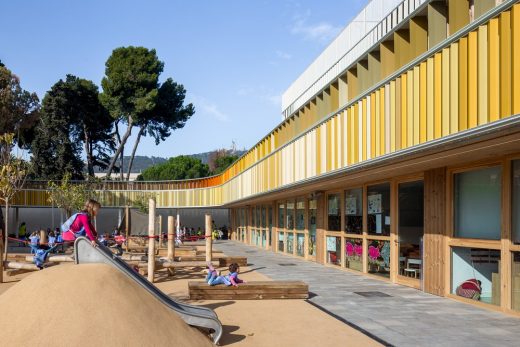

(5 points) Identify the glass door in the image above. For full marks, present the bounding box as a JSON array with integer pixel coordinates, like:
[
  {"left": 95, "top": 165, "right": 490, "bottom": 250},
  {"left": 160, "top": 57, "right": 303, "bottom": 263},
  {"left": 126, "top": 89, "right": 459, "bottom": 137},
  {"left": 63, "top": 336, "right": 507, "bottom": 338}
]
[{"left": 397, "top": 180, "right": 424, "bottom": 288}]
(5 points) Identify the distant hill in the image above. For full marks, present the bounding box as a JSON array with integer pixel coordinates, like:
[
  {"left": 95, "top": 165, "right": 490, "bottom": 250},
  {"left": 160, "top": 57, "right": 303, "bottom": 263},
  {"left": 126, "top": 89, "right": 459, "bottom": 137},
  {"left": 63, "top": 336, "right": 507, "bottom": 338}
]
[{"left": 94, "top": 150, "right": 247, "bottom": 174}]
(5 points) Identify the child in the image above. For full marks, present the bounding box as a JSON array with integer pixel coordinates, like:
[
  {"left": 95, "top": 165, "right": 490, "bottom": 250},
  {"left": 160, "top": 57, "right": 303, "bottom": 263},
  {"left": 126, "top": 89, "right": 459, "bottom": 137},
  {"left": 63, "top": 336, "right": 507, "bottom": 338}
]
[
  {"left": 62, "top": 199, "right": 101, "bottom": 247},
  {"left": 48, "top": 231, "right": 56, "bottom": 251},
  {"left": 114, "top": 233, "right": 126, "bottom": 256},
  {"left": 28, "top": 231, "right": 40, "bottom": 254},
  {"left": 98, "top": 233, "right": 109, "bottom": 247},
  {"left": 33, "top": 244, "right": 55, "bottom": 270},
  {"left": 205, "top": 262, "right": 246, "bottom": 287}
]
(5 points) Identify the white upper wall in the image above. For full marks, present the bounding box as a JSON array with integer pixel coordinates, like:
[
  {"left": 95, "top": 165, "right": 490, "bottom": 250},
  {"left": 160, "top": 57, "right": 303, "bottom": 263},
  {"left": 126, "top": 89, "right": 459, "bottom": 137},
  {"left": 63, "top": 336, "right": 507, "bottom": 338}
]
[{"left": 281, "top": 0, "right": 428, "bottom": 119}]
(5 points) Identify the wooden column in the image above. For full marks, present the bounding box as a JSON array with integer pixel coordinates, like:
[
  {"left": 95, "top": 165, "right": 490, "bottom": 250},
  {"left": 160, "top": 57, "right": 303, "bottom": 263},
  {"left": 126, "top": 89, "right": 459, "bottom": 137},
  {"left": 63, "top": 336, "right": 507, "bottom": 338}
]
[
  {"left": 315, "top": 193, "right": 326, "bottom": 265},
  {"left": 147, "top": 199, "right": 156, "bottom": 283},
  {"left": 167, "top": 216, "right": 175, "bottom": 261},
  {"left": 423, "top": 168, "right": 447, "bottom": 296},
  {"left": 125, "top": 205, "right": 130, "bottom": 252},
  {"left": 205, "top": 214, "right": 212, "bottom": 262},
  {"left": 158, "top": 215, "right": 163, "bottom": 248}
]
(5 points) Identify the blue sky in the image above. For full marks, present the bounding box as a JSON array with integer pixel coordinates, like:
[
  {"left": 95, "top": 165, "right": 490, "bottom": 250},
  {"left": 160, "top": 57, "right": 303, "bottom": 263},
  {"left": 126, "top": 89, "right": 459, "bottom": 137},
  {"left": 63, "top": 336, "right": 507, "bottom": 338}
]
[{"left": 1, "top": 0, "right": 367, "bottom": 158}]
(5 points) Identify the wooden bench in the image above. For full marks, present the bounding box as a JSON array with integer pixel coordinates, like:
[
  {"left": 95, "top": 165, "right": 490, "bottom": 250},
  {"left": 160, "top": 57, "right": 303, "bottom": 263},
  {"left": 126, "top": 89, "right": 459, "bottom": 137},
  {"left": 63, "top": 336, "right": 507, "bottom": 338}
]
[
  {"left": 188, "top": 281, "right": 308, "bottom": 300},
  {"left": 218, "top": 256, "right": 247, "bottom": 267}
]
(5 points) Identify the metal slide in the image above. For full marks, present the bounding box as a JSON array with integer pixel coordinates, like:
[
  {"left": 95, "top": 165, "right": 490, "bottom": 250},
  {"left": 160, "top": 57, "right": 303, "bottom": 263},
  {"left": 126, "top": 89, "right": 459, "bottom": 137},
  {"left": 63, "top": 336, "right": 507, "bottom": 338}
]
[{"left": 73, "top": 237, "right": 223, "bottom": 344}]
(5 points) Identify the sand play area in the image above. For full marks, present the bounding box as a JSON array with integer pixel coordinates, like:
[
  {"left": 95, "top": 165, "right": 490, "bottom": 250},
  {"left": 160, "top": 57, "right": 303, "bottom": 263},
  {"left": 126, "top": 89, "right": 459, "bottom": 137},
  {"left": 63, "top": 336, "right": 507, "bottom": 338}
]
[{"left": 0, "top": 250, "right": 381, "bottom": 347}]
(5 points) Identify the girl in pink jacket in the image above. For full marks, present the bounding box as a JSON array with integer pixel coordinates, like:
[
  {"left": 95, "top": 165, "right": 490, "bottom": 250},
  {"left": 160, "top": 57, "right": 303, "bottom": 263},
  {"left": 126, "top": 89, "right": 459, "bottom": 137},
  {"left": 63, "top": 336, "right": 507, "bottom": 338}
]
[{"left": 62, "top": 199, "right": 101, "bottom": 247}]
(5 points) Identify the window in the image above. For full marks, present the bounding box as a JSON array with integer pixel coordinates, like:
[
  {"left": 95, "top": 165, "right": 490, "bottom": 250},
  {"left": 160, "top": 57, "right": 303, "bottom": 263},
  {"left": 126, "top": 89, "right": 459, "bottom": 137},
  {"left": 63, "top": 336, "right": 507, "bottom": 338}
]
[
  {"left": 309, "top": 199, "right": 317, "bottom": 256},
  {"left": 287, "top": 233, "right": 294, "bottom": 254},
  {"left": 452, "top": 247, "right": 500, "bottom": 306},
  {"left": 296, "top": 233, "right": 305, "bottom": 256},
  {"left": 278, "top": 231, "right": 284, "bottom": 252},
  {"left": 368, "top": 239, "right": 390, "bottom": 278},
  {"left": 268, "top": 206, "right": 273, "bottom": 246},
  {"left": 345, "top": 238, "right": 363, "bottom": 271},
  {"left": 454, "top": 166, "right": 501, "bottom": 240},
  {"left": 367, "top": 183, "right": 391, "bottom": 236},
  {"left": 512, "top": 161, "right": 520, "bottom": 244},
  {"left": 512, "top": 252, "right": 520, "bottom": 311},
  {"left": 286, "top": 201, "right": 295, "bottom": 230},
  {"left": 345, "top": 188, "right": 362, "bottom": 234},
  {"left": 328, "top": 194, "right": 341, "bottom": 231},
  {"left": 278, "top": 203, "right": 285, "bottom": 229},
  {"left": 296, "top": 199, "right": 305, "bottom": 230},
  {"left": 326, "top": 236, "right": 341, "bottom": 266}
]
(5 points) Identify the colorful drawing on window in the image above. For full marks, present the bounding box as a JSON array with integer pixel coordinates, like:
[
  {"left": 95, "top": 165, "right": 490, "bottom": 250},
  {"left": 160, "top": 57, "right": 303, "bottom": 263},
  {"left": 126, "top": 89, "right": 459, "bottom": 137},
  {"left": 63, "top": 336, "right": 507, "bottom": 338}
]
[
  {"left": 346, "top": 196, "right": 357, "bottom": 215},
  {"left": 327, "top": 236, "right": 337, "bottom": 251}
]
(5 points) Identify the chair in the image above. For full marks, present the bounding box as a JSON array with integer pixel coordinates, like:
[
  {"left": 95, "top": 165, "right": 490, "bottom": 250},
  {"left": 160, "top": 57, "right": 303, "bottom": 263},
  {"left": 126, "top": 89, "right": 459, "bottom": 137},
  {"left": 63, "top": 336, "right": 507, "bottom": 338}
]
[{"left": 403, "top": 258, "right": 422, "bottom": 278}]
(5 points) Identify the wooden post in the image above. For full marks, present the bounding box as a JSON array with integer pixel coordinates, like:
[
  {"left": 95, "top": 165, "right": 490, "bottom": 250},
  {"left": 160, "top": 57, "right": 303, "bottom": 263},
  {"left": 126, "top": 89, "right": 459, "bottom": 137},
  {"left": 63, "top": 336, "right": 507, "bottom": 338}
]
[
  {"left": 40, "top": 229, "right": 48, "bottom": 245},
  {"left": 158, "top": 214, "right": 163, "bottom": 248},
  {"left": 167, "top": 216, "right": 175, "bottom": 276},
  {"left": 167, "top": 216, "right": 175, "bottom": 260},
  {"left": 125, "top": 205, "right": 130, "bottom": 252},
  {"left": 147, "top": 199, "right": 156, "bottom": 283},
  {"left": 205, "top": 214, "right": 212, "bottom": 262}
]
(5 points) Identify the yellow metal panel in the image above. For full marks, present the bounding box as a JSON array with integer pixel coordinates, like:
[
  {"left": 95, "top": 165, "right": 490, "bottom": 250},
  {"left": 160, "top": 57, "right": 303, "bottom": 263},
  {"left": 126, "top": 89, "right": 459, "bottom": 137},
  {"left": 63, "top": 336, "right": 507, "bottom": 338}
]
[
  {"left": 434, "top": 52, "right": 442, "bottom": 139},
  {"left": 326, "top": 120, "right": 332, "bottom": 172},
  {"left": 426, "top": 57, "right": 434, "bottom": 141},
  {"left": 450, "top": 42, "right": 459, "bottom": 134},
  {"left": 395, "top": 77, "right": 402, "bottom": 151},
  {"left": 511, "top": 4, "right": 520, "bottom": 114},
  {"left": 488, "top": 18, "right": 500, "bottom": 122},
  {"left": 375, "top": 89, "right": 381, "bottom": 157},
  {"left": 362, "top": 98, "right": 367, "bottom": 161},
  {"left": 407, "top": 70, "right": 414, "bottom": 146},
  {"left": 380, "top": 87, "right": 385, "bottom": 155},
  {"left": 419, "top": 62, "right": 427, "bottom": 143},
  {"left": 349, "top": 107, "right": 354, "bottom": 165},
  {"left": 478, "top": 25, "right": 489, "bottom": 125},
  {"left": 441, "top": 48, "right": 450, "bottom": 137},
  {"left": 390, "top": 80, "right": 396, "bottom": 152},
  {"left": 316, "top": 125, "right": 321, "bottom": 174},
  {"left": 413, "top": 66, "right": 420, "bottom": 145},
  {"left": 354, "top": 102, "right": 359, "bottom": 163},
  {"left": 458, "top": 37, "right": 468, "bottom": 131},
  {"left": 401, "top": 74, "right": 408, "bottom": 148},
  {"left": 500, "top": 11, "right": 512, "bottom": 119},
  {"left": 468, "top": 31, "right": 478, "bottom": 128},
  {"left": 370, "top": 92, "right": 376, "bottom": 159}
]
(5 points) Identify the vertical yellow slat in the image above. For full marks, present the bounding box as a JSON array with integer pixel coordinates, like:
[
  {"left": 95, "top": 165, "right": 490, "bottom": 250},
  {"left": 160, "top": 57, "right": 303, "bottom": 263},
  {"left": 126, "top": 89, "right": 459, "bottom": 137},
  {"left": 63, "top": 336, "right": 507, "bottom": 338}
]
[
  {"left": 354, "top": 102, "right": 359, "bottom": 163},
  {"left": 513, "top": 5, "right": 520, "bottom": 114},
  {"left": 407, "top": 70, "right": 414, "bottom": 146},
  {"left": 434, "top": 52, "right": 442, "bottom": 138},
  {"left": 413, "top": 65, "right": 420, "bottom": 145},
  {"left": 419, "top": 61, "right": 427, "bottom": 143},
  {"left": 500, "top": 11, "right": 512, "bottom": 119},
  {"left": 316, "top": 126, "right": 321, "bottom": 174},
  {"left": 458, "top": 37, "right": 468, "bottom": 131},
  {"left": 426, "top": 57, "right": 434, "bottom": 141},
  {"left": 370, "top": 92, "right": 376, "bottom": 158},
  {"left": 401, "top": 73, "right": 408, "bottom": 148},
  {"left": 488, "top": 17, "right": 500, "bottom": 122},
  {"left": 395, "top": 77, "right": 401, "bottom": 151},
  {"left": 347, "top": 108, "right": 352, "bottom": 165},
  {"left": 441, "top": 48, "right": 450, "bottom": 137},
  {"left": 326, "top": 120, "right": 331, "bottom": 172},
  {"left": 390, "top": 80, "right": 396, "bottom": 152},
  {"left": 450, "top": 42, "right": 459, "bottom": 134},
  {"left": 478, "top": 24, "right": 489, "bottom": 125},
  {"left": 380, "top": 87, "right": 386, "bottom": 155},
  {"left": 362, "top": 98, "right": 367, "bottom": 161},
  {"left": 468, "top": 31, "right": 478, "bottom": 128},
  {"left": 375, "top": 89, "right": 381, "bottom": 157}
]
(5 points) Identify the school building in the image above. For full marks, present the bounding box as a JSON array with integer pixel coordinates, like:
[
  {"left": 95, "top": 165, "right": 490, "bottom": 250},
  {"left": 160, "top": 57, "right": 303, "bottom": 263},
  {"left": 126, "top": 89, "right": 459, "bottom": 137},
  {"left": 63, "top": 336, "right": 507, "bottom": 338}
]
[{"left": 15, "top": 0, "right": 520, "bottom": 314}]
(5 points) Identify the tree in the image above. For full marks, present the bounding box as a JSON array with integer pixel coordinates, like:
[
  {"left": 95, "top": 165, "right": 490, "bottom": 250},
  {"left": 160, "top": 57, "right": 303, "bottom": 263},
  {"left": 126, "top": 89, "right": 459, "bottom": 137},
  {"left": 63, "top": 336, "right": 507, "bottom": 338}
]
[
  {"left": 212, "top": 153, "right": 239, "bottom": 175},
  {"left": 47, "top": 173, "right": 97, "bottom": 218},
  {"left": 0, "top": 64, "right": 40, "bottom": 147},
  {"left": 31, "top": 75, "right": 114, "bottom": 179},
  {"left": 100, "top": 46, "right": 194, "bottom": 180},
  {"left": 0, "top": 134, "right": 28, "bottom": 277},
  {"left": 126, "top": 78, "right": 194, "bottom": 180},
  {"left": 136, "top": 155, "right": 210, "bottom": 181}
]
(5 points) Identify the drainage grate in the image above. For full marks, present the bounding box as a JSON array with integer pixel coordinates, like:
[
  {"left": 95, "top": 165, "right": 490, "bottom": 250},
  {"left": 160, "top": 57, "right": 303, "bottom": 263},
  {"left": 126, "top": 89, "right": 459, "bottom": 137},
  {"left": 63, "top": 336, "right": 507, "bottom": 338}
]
[
  {"left": 354, "top": 291, "right": 392, "bottom": 298},
  {"left": 278, "top": 263, "right": 297, "bottom": 266}
]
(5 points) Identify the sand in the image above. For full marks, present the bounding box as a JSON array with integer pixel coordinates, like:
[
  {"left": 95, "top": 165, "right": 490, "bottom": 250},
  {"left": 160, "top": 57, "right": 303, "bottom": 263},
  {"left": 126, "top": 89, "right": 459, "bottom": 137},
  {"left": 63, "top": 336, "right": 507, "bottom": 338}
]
[
  {"left": 0, "top": 264, "right": 213, "bottom": 347},
  {"left": 156, "top": 266, "right": 383, "bottom": 347}
]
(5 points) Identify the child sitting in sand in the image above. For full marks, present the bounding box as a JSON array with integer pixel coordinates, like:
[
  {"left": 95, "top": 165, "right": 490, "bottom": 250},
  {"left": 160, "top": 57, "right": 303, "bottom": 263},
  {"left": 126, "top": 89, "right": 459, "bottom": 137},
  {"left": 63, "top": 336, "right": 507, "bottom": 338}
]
[
  {"left": 206, "top": 262, "right": 246, "bottom": 287},
  {"left": 98, "top": 233, "right": 109, "bottom": 247}
]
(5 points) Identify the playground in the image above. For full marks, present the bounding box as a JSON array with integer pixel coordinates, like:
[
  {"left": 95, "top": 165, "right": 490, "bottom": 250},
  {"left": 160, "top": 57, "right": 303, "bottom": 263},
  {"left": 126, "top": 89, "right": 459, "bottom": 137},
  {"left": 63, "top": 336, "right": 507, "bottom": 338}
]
[{"left": 0, "top": 199, "right": 380, "bottom": 347}]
